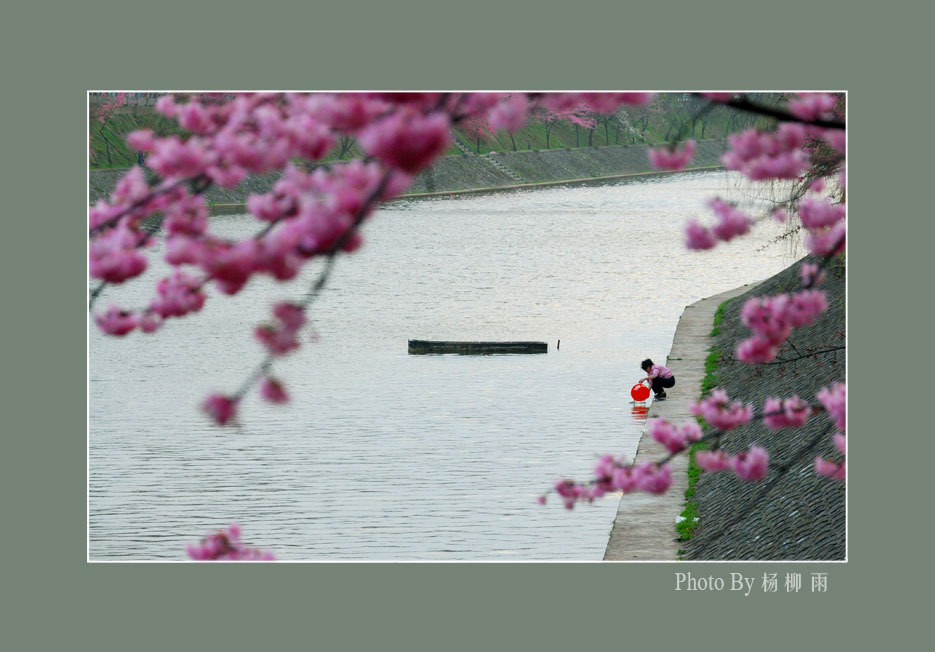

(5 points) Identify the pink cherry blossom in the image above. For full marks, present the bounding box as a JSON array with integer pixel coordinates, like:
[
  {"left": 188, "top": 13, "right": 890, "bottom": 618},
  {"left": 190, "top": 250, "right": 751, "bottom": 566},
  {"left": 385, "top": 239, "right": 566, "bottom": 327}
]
[
  {"left": 150, "top": 271, "right": 206, "bottom": 318},
  {"left": 735, "top": 335, "right": 779, "bottom": 364},
  {"left": 804, "top": 221, "right": 846, "bottom": 256},
  {"left": 187, "top": 523, "right": 276, "bottom": 561},
  {"left": 833, "top": 432, "right": 846, "bottom": 455},
  {"left": 357, "top": 108, "right": 451, "bottom": 174},
  {"left": 695, "top": 449, "right": 732, "bottom": 472},
  {"left": 202, "top": 394, "right": 238, "bottom": 426},
  {"left": 634, "top": 462, "right": 673, "bottom": 495},
  {"left": 685, "top": 219, "right": 717, "bottom": 250},
  {"left": 730, "top": 446, "right": 769, "bottom": 481},
  {"left": 260, "top": 377, "right": 289, "bottom": 403},
  {"left": 788, "top": 93, "right": 838, "bottom": 122},
  {"left": 89, "top": 226, "right": 149, "bottom": 284},
  {"left": 798, "top": 197, "right": 846, "bottom": 230},
  {"left": 799, "top": 263, "right": 826, "bottom": 286},
  {"left": 95, "top": 305, "right": 139, "bottom": 336},
  {"left": 817, "top": 383, "right": 846, "bottom": 430},
  {"left": 648, "top": 140, "right": 697, "bottom": 171},
  {"left": 721, "top": 124, "right": 811, "bottom": 181},
  {"left": 762, "top": 396, "right": 812, "bottom": 429},
  {"left": 487, "top": 94, "right": 529, "bottom": 132},
  {"left": 708, "top": 198, "right": 751, "bottom": 242},
  {"left": 139, "top": 312, "right": 163, "bottom": 333},
  {"left": 255, "top": 324, "right": 300, "bottom": 356},
  {"left": 691, "top": 389, "right": 754, "bottom": 431},
  {"left": 814, "top": 456, "right": 846, "bottom": 480}
]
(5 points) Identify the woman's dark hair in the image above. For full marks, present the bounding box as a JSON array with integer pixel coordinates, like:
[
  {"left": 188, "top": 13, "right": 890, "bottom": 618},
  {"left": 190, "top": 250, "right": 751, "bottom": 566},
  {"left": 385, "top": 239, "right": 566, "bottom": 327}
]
[{"left": 641, "top": 358, "right": 654, "bottom": 371}]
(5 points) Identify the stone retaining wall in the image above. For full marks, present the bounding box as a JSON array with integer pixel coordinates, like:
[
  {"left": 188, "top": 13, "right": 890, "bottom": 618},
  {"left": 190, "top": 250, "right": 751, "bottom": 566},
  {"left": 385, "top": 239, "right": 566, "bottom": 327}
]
[{"left": 89, "top": 141, "right": 728, "bottom": 205}]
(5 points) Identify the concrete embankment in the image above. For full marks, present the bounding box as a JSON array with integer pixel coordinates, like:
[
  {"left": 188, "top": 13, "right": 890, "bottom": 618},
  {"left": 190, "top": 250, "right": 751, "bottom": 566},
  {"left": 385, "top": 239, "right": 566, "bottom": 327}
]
[
  {"left": 89, "top": 141, "right": 728, "bottom": 209},
  {"left": 603, "top": 282, "right": 761, "bottom": 561},
  {"left": 603, "top": 255, "right": 846, "bottom": 561}
]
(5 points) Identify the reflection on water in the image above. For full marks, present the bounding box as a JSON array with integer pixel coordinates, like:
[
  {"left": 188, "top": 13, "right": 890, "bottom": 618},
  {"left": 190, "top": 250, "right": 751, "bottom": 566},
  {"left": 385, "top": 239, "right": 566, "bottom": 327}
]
[
  {"left": 630, "top": 404, "right": 650, "bottom": 422},
  {"left": 89, "top": 170, "right": 797, "bottom": 560}
]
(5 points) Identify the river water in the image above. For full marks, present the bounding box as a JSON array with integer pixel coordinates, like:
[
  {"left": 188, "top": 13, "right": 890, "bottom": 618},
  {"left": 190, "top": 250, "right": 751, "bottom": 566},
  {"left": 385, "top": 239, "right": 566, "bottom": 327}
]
[{"left": 89, "top": 170, "right": 798, "bottom": 561}]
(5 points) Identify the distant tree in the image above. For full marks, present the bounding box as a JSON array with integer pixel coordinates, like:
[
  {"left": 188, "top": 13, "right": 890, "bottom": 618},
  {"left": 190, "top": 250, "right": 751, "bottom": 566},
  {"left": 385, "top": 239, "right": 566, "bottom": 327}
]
[{"left": 534, "top": 105, "right": 595, "bottom": 149}]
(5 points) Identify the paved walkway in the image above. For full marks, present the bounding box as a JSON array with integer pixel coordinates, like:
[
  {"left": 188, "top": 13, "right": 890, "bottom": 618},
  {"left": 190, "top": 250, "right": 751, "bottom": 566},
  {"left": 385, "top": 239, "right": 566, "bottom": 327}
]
[{"left": 603, "top": 282, "right": 760, "bottom": 561}]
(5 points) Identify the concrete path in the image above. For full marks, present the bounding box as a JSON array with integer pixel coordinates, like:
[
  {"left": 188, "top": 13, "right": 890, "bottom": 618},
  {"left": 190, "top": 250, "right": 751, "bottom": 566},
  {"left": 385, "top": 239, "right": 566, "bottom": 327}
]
[{"left": 603, "top": 282, "right": 760, "bottom": 561}]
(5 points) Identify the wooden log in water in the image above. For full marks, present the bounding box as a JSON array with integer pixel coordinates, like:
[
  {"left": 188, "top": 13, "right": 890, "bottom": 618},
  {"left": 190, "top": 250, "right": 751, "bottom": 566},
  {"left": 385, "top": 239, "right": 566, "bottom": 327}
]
[{"left": 408, "top": 340, "right": 548, "bottom": 355}]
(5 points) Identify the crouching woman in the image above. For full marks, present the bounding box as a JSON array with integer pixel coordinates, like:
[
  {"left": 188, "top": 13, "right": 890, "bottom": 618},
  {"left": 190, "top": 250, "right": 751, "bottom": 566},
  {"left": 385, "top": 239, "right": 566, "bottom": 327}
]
[{"left": 638, "top": 358, "right": 675, "bottom": 400}]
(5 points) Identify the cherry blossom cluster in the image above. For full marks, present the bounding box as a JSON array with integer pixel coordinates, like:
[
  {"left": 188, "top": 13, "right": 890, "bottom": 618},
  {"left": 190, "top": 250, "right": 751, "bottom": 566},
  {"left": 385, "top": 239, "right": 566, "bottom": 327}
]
[
  {"left": 735, "top": 288, "right": 829, "bottom": 363},
  {"left": 648, "top": 140, "right": 697, "bottom": 171},
  {"left": 690, "top": 388, "right": 754, "bottom": 430},
  {"left": 649, "top": 418, "right": 703, "bottom": 453},
  {"left": 544, "top": 456, "right": 674, "bottom": 509},
  {"left": 695, "top": 445, "right": 770, "bottom": 481},
  {"left": 684, "top": 198, "right": 752, "bottom": 250},
  {"left": 762, "top": 396, "right": 812, "bottom": 429},
  {"left": 186, "top": 523, "right": 276, "bottom": 561},
  {"left": 92, "top": 93, "right": 667, "bottom": 426},
  {"left": 722, "top": 122, "right": 813, "bottom": 181}
]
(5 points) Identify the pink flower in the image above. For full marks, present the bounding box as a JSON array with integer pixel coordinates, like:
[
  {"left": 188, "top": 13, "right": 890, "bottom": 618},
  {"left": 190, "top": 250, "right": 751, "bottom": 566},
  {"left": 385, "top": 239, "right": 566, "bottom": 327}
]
[
  {"left": 800, "top": 263, "right": 826, "bottom": 287},
  {"left": 187, "top": 523, "right": 276, "bottom": 561},
  {"left": 735, "top": 335, "right": 779, "bottom": 363},
  {"left": 95, "top": 305, "right": 138, "bottom": 336},
  {"left": 177, "top": 101, "right": 215, "bottom": 134},
  {"left": 612, "top": 466, "right": 639, "bottom": 493},
  {"left": 260, "top": 377, "right": 289, "bottom": 403},
  {"left": 89, "top": 226, "right": 149, "bottom": 284},
  {"left": 730, "top": 446, "right": 769, "bottom": 481},
  {"left": 164, "top": 234, "right": 208, "bottom": 266},
  {"left": 357, "top": 108, "right": 451, "bottom": 174},
  {"left": 255, "top": 324, "right": 300, "bottom": 356},
  {"left": 833, "top": 432, "right": 846, "bottom": 455},
  {"left": 817, "top": 383, "right": 846, "bottom": 430},
  {"left": 814, "top": 456, "right": 846, "bottom": 480},
  {"left": 202, "top": 240, "right": 258, "bottom": 295},
  {"left": 685, "top": 219, "right": 717, "bottom": 250},
  {"left": 788, "top": 93, "right": 838, "bottom": 122},
  {"left": 722, "top": 126, "right": 811, "bottom": 181},
  {"left": 649, "top": 419, "right": 701, "bottom": 454},
  {"left": 150, "top": 272, "right": 206, "bottom": 318},
  {"left": 822, "top": 129, "right": 846, "bottom": 154},
  {"left": 708, "top": 198, "right": 751, "bottom": 242},
  {"left": 273, "top": 302, "right": 307, "bottom": 331},
  {"left": 487, "top": 94, "right": 529, "bottom": 132},
  {"left": 110, "top": 166, "right": 150, "bottom": 205},
  {"left": 798, "top": 197, "right": 845, "bottom": 230},
  {"left": 649, "top": 418, "right": 688, "bottom": 453},
  {"left": 634, "top": 462, "right": 673, "bottom": 495},
  {"left": 648, "top": 140, "right": 697, "bottom": 171},
  {"left": 139, "top": 312, "right": 163, "bottom": 333},
  {"left": 804, "top": 221, "right": 846, "bottom": 256},
  {"left": 127, "top": 129, "right": 156, "bottom": 152},
  {"left": 202, "top": 394, "right": 238, "bottom": 426},
  {"left": 146, "top": 135, "right": 215, "bottom": 179},
  {"left": 690, "top": 389, "right": 754, "bottom": 431},
  {"left": 164, "top": 194, "right": 209, "bottom": 236},
  {"left": 762, "top": 396, "right": 812, "bottom": 429},
  {"left": 772, "top": 208, "right": 790, "bottom": 223},
  {"left": 695, "top": 450, "right": 732, "bottom": 472}
]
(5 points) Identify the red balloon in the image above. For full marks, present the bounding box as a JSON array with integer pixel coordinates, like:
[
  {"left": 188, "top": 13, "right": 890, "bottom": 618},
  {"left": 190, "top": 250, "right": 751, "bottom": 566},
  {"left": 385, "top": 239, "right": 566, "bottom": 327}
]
[{"left": 631, "top": 384, "right": 650, "bottom": 401}]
